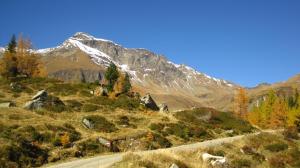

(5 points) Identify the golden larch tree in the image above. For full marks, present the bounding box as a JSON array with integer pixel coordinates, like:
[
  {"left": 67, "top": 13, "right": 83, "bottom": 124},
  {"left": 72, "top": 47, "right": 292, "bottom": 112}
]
[
  {"left": 234, "top": 87, "right": 248, "bottom": 119},
  {"left": 270, "top": 98, "right": 288, "bottom": 128},
  {"left": 16, "top": 35, "right": 47, "bottom": 77}
]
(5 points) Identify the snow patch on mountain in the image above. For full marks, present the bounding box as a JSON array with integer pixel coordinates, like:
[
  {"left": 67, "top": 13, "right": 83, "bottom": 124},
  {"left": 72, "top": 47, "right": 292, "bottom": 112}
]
[
  {"left": 0, "top": 47, "right": 5, "bottom": 52},
  {"left": 66, "top": 38, "right": 113, "bottom": 66}
]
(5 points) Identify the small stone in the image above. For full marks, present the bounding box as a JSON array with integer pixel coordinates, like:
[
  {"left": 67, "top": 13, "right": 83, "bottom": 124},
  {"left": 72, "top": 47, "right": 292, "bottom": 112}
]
[
  {"left": 170, "top": 163, "right": 179, "bottom": 168},
  {"left": 0, "top": 102, "right": 15, "bottom": 108}
]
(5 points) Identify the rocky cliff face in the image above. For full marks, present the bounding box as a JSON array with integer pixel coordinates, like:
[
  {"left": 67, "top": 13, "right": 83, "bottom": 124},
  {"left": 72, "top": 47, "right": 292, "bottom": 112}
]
[{"left": 1, "top": 32, "right": 239, "bottom": 111}]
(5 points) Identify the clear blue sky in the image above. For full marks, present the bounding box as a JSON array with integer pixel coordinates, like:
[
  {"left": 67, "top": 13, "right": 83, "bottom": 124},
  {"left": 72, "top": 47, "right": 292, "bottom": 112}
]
[{"left": 1, "top": 0, "right": 299, "bottom": 87}]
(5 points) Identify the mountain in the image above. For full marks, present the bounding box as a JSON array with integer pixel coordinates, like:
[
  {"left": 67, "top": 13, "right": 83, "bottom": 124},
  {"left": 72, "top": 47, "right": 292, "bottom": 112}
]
[{"left": 0, "top": 32, "right": 238, "bottom": 111}]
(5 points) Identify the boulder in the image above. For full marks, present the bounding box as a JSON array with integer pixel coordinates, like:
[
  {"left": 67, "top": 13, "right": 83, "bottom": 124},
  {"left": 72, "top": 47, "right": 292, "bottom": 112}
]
[
  {"left": 0, "top": 102, "right": 16, "bottom": 108},
  {"left": 202, "top": 153, "right": 227, "bottom": 168},
  {"left": 32, "top": 90, "right": 48, "bottom": 100},
  {"left": 159, "top": 103, "right": 169, "bottom": 113},
  {"left": 82, "top": 118, "right": 94, "bottom": 129},
  {"left": 140, "top": 93, "right": 159, "bottom": 111},
  {"left": 170, "top": 163, "right": 179, "bottom": 168},
  {"left": 24, "top": 90, "right": 65, "bottom": 111}
]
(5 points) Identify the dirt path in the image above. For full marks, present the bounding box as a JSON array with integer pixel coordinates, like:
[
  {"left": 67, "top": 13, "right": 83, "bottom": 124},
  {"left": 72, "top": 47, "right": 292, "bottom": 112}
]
[{"left": 44, "top": 131, "right": 275, "bottom": 168}]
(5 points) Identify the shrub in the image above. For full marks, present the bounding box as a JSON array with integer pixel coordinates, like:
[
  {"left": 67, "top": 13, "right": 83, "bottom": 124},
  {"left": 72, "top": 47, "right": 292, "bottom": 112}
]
[
  {"left": 0, "top": 139, "right": 49, "bottom": 167},
  {"left": 231, "top": 158, "right": 251, "bottom": 168},
  {"left": 43, "top": 95, "right": 66, "bottom": 112},
  {"left": 117, "top": 116, "right": 130, "bottom": 126},
  {"left": 207, "top": 148, "right": 226, "bottom": 157},
  {"left": 65, "top": 100, "right": 82, "bottom": 111},
  {"left": 84, "top": 115, "right": 117, "bottom": 133},
  {"left": 283, "top": 126, "right": 299, "bottom": 140},
  {"left": 165, "top": 123, "right": 190, "bottom": 140},
  {"left": 77, "top": 139, "right": 110, "bottom": 155},
  {"left": 269, "top": 155, "right": 286, "bottom": 168},
  {"left": 82, "top": 104, "right": 99, "bottom": 112},
  {"left": 113, "top": 95, "right": 140, "bottom": 110},
  {"left": 151, "top": 133, "right": 172, "bottom": 149},
  {"left": 264, "top": 143, "right": 288, "bottom": 152},
  {"left": 149, "top": 123, "right": 165, "bottom": 132},
  {"left": 61, "top": 133, "right": 70, "bottom": 147}
]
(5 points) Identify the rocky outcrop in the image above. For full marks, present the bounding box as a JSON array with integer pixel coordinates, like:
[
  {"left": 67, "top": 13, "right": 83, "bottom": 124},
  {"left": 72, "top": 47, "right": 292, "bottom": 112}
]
[
  {"left": 140, "top": 94, "right": 159, "bottom": 111},
  {"left": 24, "top": 90, "right": 65, "bottom": 111}
]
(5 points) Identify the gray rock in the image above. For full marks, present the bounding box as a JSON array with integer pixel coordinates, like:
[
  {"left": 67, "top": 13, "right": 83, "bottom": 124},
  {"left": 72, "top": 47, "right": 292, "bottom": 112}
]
[
  {"left": 82, "top": 118, "right": 94, "bottom": 129},
  {"left": 24, "top": 99, "right": 44, "bottom": 110},
  {"left": 170, "top": 163, "right": 179, "bottom": 168},
  {"left": 98, "top": 137, "right": 111, "bottom": 148},
  {"left": 159, "top": 103, "right": 169, "bottom": 113},
  {"left": 140, "top": 93, "right": 159, "bottom": 111},
  {"left": 32, "top": 90, "right": 48, "bottom": 100},
  {"left": 24, "top": 90, "right": 64, "bottom": 111},
  {"left": 202, "top": 153, "right": 228, "bottom": 168},
  {"left": 0, "top": 102, "right": 16, "bottom": 108}
]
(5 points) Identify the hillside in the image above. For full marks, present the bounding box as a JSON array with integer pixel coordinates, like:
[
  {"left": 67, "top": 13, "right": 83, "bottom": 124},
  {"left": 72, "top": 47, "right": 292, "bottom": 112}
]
[{"left": 0, "top": 77, "right": 253, "bottom": 168}]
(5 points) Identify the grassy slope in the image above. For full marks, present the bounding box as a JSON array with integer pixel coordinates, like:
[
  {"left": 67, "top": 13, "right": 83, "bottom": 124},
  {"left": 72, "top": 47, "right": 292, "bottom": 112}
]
[{"left": 0, "top": 77, "right": 254, "bottom": 167}]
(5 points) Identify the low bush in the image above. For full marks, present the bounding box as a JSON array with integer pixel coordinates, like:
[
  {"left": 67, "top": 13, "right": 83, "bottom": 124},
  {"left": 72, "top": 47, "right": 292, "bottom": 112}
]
[
  {"left": 264, "top": 143, "right": 288, "bottom": 152},
  {"left": 83, "top": 115, "right": 117, "bottom": 133},
  {"left": 88, "top": 95, "right": 140, "bottom": 110},
  {"left": 77, "top": 139, "right": 110, "bottom": 156},
  {"left": 65, "top": 99, "right": 83, "bottom": 111},
  {"left": 150, "top": 133, "right": 172, "bottom": 149},
  {"left": 283, "top": 126, "right": 299, "bottom": 140},
  {"left": 268, "top": 155, "right": 286, "bottom": 168},
  {"left": 207, "top": 148, "right": 226, "bottom": 157},
  {"left": 43, "top": 95, "right": 66, "bottom": 112},
  {"left": 82, "top": 104, "right": 99, "bottom": 112},
  {"left": 149, "top": 123, "right": 165, "bottom": 132},
  {"left": 0, "top": 139, "right": 48, "bottom": 168},
  {"left": 231, "top": 158, "right": 251, "bottom": 168},
  {"left": 165, "top": 123, "right": 190, "bottom": 140}
]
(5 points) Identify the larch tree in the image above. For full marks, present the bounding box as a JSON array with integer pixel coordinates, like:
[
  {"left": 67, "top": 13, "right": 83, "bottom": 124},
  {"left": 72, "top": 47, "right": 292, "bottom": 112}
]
[
  {"left": 234, "top": 87, "right": 248, "bottom": 119},
  {"left": 270, "top": 98, "right": 288, "bottom": 128},
  {"left": 16, "top": 35, "right": 47, "bottom": 77}
]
